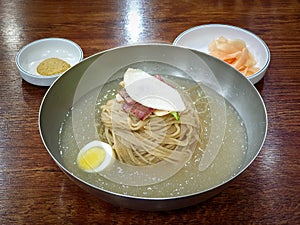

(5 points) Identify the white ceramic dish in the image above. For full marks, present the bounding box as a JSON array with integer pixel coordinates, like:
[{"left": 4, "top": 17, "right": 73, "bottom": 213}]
[
  {"left": 173, "top": 24, "right": 270, "bottom": 84},
  {"left": 16, "top": 38, "right": 83, "bottom": 86}
]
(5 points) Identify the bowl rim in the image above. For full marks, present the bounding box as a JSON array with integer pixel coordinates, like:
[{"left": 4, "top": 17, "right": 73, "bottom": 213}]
[
  {"left": 173, "top": 24, "right": 271, "bottom": 82},
  {"left": 16, "top": 37, "right": 83, "bottom": 79}
]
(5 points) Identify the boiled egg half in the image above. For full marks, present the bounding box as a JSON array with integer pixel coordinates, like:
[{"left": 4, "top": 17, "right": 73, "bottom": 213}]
[{"left": 76, "top": 140, "right": 115, "bottom": 173}]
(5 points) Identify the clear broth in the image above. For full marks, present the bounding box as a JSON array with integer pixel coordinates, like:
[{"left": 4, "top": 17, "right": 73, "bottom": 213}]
[{"left": 59, "top": 75, "right": 247, "bottom": 198}]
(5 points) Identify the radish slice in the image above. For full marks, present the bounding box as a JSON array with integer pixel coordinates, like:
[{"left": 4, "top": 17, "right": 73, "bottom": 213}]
[{"left": 123, "top": 68, "right": 186, "bottom": 111}]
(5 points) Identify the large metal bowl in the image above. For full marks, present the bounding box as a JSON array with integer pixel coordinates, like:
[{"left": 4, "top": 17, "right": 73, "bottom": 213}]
[{"left": 39, "top": 44, "right": 267, "bottom": 211}]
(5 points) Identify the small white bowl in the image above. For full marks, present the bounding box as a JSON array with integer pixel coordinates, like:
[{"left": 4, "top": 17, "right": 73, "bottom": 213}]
[
  {"left": 16, "top": 38, "right": 83, "bottom": 86},
  {"left": 173, "top": 24, "right": 270, "bottom": 84}
]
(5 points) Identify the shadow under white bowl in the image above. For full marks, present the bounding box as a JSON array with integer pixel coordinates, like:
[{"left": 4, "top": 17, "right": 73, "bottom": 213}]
[
  {"left": 16, "top": 38, "right": 83, "bottom": 86},
  {"left": 173, "top": 24, "right": 270, "bottom": 84}
]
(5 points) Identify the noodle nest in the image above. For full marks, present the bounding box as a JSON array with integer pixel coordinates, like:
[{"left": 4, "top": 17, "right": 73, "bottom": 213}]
[{"left": 98, "top": 95, "right": 201, "bottom": 167}]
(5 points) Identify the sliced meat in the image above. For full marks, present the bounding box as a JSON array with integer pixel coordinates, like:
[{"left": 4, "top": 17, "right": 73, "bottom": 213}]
[
  {"left": 154, "top": 74, "right": 164, "bottom": 82},
  {"left": 124, "top": 103, "right": 154, "bottom": 120},
  {"left": 119, "top": 88, "right": 154, "bottom": 120},
  {"left": 154, "top": 74, "right": 174, "bottom": 88},
  {"left": 118, "top": 88, "right": 136, "bottom": 104}
]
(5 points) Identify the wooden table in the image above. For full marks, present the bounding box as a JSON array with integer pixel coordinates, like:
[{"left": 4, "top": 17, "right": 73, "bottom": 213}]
[{"left": 1, "top": 0, "right": 299, "bottom": 224}]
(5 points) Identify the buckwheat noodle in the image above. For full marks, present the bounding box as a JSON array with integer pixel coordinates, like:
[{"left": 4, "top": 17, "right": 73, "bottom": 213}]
[{"left": 98, "top": 91, "right": 206, "bottom": 167}]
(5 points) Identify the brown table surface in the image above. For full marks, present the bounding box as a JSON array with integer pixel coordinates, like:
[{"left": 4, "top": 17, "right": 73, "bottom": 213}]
[{"left": 1, "top": 0, "right": 299, "bottom": 224}]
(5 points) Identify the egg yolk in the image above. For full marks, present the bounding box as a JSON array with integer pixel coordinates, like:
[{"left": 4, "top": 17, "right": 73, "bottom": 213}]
[{"left": 77, "top": 147, "right": 106, "bottom": 171}]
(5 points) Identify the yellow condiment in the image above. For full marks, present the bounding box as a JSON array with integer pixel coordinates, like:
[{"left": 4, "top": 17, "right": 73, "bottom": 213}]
[{"left": 37, "top": 57, "right": 71, "bottom": 76}]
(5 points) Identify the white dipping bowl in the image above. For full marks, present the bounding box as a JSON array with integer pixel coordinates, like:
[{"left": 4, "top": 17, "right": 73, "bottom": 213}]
[
  {"left": 16, "top": 38, "right": 83, "bottom": 86},
  {"left": 173, "top": 24, "right": 270, "bottom": 84}
]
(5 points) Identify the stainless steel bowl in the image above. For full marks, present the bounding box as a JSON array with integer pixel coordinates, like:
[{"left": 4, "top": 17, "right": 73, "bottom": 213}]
[{"left": 39, "top": 44, "right": 267, "bottom": 211}]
